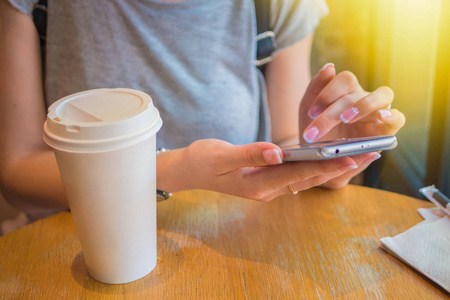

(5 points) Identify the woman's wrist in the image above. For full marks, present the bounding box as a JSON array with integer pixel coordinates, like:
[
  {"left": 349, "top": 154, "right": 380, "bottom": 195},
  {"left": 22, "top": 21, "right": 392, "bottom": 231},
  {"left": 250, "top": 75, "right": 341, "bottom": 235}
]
[{"left": 156, "top": 146, "right": 191, "bottom": 193}]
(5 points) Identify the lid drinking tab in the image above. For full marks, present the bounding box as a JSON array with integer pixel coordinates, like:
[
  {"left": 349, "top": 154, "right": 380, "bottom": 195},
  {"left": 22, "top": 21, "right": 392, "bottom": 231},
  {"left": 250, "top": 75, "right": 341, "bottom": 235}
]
[
  {"left": 56, "top": 90, "right": 145, "bottom": 123},
  {"left": 43, "top": 88, "right": 162, "bottom": 152}
]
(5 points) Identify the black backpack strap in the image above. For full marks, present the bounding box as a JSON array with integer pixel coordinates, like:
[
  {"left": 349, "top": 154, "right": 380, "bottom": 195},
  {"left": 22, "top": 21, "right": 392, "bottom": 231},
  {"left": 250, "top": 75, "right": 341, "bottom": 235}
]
[
  {"left": 32, "top": 0, "right": 47, "bottom": 75},
  {"left": 255, "top": 0, "right": 270, "bottom": 35},
  {"left": 254, "top": 0, "right": 277, "bottom": 68},
  {"left": 32, "top": 0, "right": 47, "bottom": 41}
]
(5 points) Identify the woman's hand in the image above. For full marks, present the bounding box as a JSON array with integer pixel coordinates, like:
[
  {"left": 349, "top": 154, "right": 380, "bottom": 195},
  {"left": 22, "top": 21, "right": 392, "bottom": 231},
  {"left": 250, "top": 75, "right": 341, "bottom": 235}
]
[
  {"left": 298, "top": 63, "right": 406, "bottom": 188},
  {"left": 157, "top": 139, "right": 369, "bottom": 202}
]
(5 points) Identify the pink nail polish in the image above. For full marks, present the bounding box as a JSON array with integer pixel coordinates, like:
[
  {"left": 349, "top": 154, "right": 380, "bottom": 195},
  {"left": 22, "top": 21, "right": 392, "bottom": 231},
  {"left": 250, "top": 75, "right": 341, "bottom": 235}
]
[
  {"left": 303, "top": 126, "right": 319, "bottom": 143},
  {"left": 308, "top": 105, "right": 324, "bottom": 119},
  {"left": 340, "top": 107, "right": 359, "bottom": 123},
  {"left": 263, "top": 149, "right": 282, "bottom": 164},
  {"left": 339, "top": 164, "right": 359, "bottom": 171},
  {"left": 379, "top": 109, "right": 392, "bottom": 118},
  {"left": 320, "top": 63, "right": 335, "bottom": 72},
  {"left": 363, "top": 153, "right": 381, "bottom": 164}
]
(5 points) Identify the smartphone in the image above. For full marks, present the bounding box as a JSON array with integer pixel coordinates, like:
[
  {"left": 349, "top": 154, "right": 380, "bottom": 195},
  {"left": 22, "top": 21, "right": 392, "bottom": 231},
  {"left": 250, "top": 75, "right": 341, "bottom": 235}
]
[{"left": 281, "top": 135, "right": 398, "bottom": 161}]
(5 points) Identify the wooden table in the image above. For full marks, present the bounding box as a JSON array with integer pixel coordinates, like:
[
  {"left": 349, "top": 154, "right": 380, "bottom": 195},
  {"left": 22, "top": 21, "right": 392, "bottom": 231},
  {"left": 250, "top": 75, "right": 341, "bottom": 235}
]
[{"left": 0, "top": 185, "right": 448, "bottom": 299}]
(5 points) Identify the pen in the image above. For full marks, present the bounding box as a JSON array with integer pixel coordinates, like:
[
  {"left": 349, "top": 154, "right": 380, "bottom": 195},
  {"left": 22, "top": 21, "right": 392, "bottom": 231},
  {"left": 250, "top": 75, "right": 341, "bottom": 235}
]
[{"left": 419, "top": 185, "right": 450, "bottom": 217}]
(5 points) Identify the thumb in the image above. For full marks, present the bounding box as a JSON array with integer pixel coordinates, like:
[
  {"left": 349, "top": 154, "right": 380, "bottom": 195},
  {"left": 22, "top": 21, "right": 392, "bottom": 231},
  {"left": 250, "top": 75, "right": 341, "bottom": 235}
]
[{"left": 221, "top": 142, "right": 283, "bottom": 172}]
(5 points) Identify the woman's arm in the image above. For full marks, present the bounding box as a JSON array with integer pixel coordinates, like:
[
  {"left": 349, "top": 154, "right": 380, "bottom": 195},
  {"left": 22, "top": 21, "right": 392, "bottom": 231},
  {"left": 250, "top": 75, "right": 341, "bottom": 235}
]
[
  {"left": 264, "top": 34, "right": 313, "bottom": 147},
  {"left": 0, "top": 0, "right": 67, "bottom": 211}
]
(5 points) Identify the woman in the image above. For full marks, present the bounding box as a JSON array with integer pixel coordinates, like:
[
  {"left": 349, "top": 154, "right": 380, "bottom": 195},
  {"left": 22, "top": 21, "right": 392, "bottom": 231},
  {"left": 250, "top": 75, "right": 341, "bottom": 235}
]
[{"left": 0, "top": 0, "right": 405, "bottom": 223}]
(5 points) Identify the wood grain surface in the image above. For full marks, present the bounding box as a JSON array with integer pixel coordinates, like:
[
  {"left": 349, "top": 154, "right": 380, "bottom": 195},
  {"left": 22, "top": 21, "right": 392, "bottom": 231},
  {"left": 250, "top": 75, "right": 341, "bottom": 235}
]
[{"left": 0, "top": 185, "right": 448, "bottom": 299}]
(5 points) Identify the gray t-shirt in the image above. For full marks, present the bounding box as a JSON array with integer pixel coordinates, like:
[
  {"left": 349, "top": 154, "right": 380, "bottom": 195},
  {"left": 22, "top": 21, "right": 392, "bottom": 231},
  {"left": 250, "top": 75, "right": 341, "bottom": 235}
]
[{"left": 9, "top": 0, "right": 328, "bottom": 148}]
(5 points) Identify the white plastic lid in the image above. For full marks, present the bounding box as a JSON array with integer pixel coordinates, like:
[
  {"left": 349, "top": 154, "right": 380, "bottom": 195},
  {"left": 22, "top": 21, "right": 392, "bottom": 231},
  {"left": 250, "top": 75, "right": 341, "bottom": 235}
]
[{"left": 43, "top": 88, "right": 162, "bottom": 152}]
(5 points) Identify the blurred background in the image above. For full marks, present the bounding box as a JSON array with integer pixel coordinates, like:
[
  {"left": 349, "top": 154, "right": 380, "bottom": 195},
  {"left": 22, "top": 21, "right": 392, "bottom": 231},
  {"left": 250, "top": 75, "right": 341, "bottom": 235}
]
[{"left": 311, "top": 0, "right": 450, "bottom": 198}]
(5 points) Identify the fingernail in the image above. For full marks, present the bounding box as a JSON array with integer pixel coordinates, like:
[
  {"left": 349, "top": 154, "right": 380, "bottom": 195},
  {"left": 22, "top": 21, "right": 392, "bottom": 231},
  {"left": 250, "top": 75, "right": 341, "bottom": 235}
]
[
  {"left": 378, "top": 109, "right": 392, "bottom": 118},
  {"left": 263, "top": 149, "right": 282, "bottom": 164},
  {"left": 320, "top": 63, "right": 335, "bottom": 72},
  {"left": 340, "top": 107, "right": 359, "bottom": 123},
  {"left": 363, "top": 153, "right": 381, "bottom": 164},
  {"left": 308, "top": 105, "right": 324, "bottom": 119},
  {"left": 339, "top": 164, "right": 358, "bottom": 171},
  {"left": 303, "top": 126, "right": 319, "bottom": 143}
]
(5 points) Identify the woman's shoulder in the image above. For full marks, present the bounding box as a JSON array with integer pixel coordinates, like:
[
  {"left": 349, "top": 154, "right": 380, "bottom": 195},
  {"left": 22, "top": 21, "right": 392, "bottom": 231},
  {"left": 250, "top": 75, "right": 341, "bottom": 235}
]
[{"left": 268, "top": 0, "right": 329, "bottom": 52}]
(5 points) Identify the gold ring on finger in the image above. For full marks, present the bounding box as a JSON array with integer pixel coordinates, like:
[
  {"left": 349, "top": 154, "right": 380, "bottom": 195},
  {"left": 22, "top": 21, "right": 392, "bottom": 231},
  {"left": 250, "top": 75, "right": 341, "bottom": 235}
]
[{"left": 288, "top": 184, "right": 298, "bottom": 195}]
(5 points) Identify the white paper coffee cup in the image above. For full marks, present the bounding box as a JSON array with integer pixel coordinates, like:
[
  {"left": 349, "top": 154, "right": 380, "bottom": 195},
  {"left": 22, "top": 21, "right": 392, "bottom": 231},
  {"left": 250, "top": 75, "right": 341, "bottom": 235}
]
[{"left": 43, "top": 88, "right": 162, "bottom": 284}]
